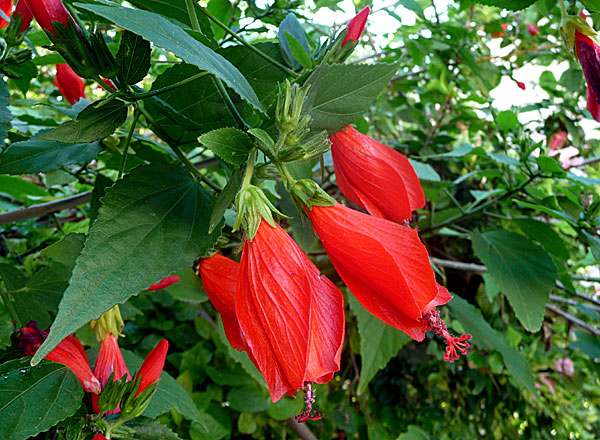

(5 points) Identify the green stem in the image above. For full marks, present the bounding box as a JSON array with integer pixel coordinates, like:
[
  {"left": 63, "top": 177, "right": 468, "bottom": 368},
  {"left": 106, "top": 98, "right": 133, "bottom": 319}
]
[
  {"left": 559, "top": 0, "right": 568, "bottom": 18},
  {"left": 119, "top": 110, "right": 141, "bottom": 179},
  {"left": 129, "top": 71, "right": 210, "bottom": 100},
  {"left": 185, "top": 0, "right": 202, "bottom": 31},
  {"left": 276, "top": 162, "right": 296, "bottom": 188},
  {"left": 242, "top": 149, "right": 258, "bottom": 188},
  {"left": 197, "top": 6, "right": 298, "bottom": 77},
  {"left": 0, "top": 291, "right": 20, "bottom": 329},
  {"left": 213, "top": 77, "right": 249, "bottom": 129}
]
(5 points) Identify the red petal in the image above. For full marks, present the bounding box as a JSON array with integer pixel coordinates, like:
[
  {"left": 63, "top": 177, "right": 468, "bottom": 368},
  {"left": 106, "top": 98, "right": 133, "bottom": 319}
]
[
  {"left": 342, "top": 6, "right": 370, "bottom": 47},
  {"left": 0, "top": 0, "right": 13, "bottom": 28},
  {"left": 331, "top": 126, "right": 424, "bottom": 223},
  {"left": 14, "top": 0, "right": 33, "bottom": 33},
  {"left": 198, "top": 254, "right": 249, "bottom": 352},
  {"left": 23, "top": 0, "right": 74, "bottom": 34},
  {"left": 236, "top": 221, "right": 344, "bottom": 401},
  {"left": 46, "top": 335, "right": 101, "bottom": 394},
  {"left": 307, "top": 204, "right": 437, "bottom": 331},
  {"left": 54, "top": 64, "right": 86, "bottom": 106},
  {"left": 135, "top": 339, "right": 168, "bottom": 396},
  {"left": 148, "top": 275, "right": 180, "bottom": 291}
]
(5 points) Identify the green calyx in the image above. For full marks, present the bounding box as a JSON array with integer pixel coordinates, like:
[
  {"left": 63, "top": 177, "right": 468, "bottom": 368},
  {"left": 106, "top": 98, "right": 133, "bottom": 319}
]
[
  {"left": 289, "top": 179, "right": 336, "bottom": 216},
  {"left": 276, "top": 79, "right": 310, "bottom": 132},
  {"left": 560, "top": 15, "right": 597, "bottom": 58},
  {"left": 233, "top": 185, "right": 289, "bottom": 241},
  {"left": 120, "top": 376, "right": 159, "bottom": 421},
  {"left": 97, "top": 372, "right": 128, "bottom": 414}
]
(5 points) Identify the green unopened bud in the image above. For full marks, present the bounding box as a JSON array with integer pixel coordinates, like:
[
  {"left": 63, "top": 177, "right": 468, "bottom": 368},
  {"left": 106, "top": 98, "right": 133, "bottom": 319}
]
[
  {"left": 234, "top": 185, "right": 288, "bottom": 240},
  {"left": 276, "top": 80, "right": 311, "bottom": 133},
  {"left": 290, "top": 179, "right": 336, "bottom": 215},
  {"left": 120, "top": 376, "right": 158, "bottom": 420},
  {"left": 97, "top": 372, "right": 128, "bottom": 414},
  {"left": 255, "top": 163, "right": 281, "bottom": 180},
  {"left": 5, "top": 15, "right": 25, "bottom": 47},
  {"left": 278, "top": 131, "right": 330, "bottom": 162}
]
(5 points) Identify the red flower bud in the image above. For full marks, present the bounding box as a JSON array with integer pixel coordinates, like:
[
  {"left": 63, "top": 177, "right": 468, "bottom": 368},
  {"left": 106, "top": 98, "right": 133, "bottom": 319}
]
[
  {"left": 516, "top": 81, "right": 526, "bottom": 90},
  {"left": 14, "top": 0, "right": 32, "bottom": 33},
  {"left": 54, "top": 64, "right": 86, "bottom": 105},
  {"left": 491, "top": 23, "right": 508, "bottom": 38},
  {"left": 0, "top": 0, "right": 14, "bottom": 29},
  {"left": 575, "top": 30, "right": 600, "bottom": 121},
  {"left": 527, "top": 23, "right": 540, "bottom": 36},
  {"left": 237, "top": 220, "right": 345, "bottom": 401},
  {"left": 135, "top": 339, "right": 168, "bottom": 396},
  {"left": 305, "top": 203, "right": 470, "bottom": 362},
  {"left": 198, "top": 254, "right": 250, "bottom": 353},
  {"left": 92, "top": 333, "right": 131, "bottom": 414},
  {"left": 330, "top": 126, "right": 424, "bottom": 223},
  {"left": 341, "top": 6, "right": 370, "bottom": 47},
  {"left": 148, "top": 275, "right": 180, "bottom": 291},
  {"left": 18, "top": 321, "right": 101, "bottom": 393},
  {"left": 23, "top": 0, "right": 74, "bottom": 35},
  {"left": 92, "top": 435, "right": 107, "bottom": 440}
]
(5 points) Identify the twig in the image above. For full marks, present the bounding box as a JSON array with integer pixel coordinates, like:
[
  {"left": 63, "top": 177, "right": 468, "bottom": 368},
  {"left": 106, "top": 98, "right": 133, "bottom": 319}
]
[
  {"left": 546, "top": 304, "right": 600, "bottom": 337},
  {"left": 549, "top": 294, "right": 600, "bottom": 312},
  {"left": 284, "top": 417, "right": 318, "bottom": 440},
  {"left": 0, "top": 192, "right": 92, "bottom": 226},
  {"left": 389, "top": 68, "right": 429, "bottom": 83},
  {"left": 556, "top": 281, "right": 600, "bottom": 307},
  {"left": 432, "top": 257, "right": 486, "bottom": 272}
]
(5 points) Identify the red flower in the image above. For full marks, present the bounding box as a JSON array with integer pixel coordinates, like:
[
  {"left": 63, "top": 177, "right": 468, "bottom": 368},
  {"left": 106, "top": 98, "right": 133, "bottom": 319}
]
[
  {"left": 342, "top": 6, "right": 370, "bottom": 47},
  {"left": 54, "top": 64, "right": 86, "bottom": 105},
  {"left": 148, "top": 275, "right": 180, "bottom": 291},
  {"left": 236, "top": 220, "right": 345, "bottom": 403},
  {"left": 305, "top": 203, "right": 470, "bottom": 362},
  {"left": 92, "top": 333, "right": 131, "bottom": 414},
  {"left": 549, "top": 130, "right": 567, "bottom": 151},
  {"left": 515, "top": 81, "right": 526, "bottom": 90},
  {"left": 575, "top": 30, "right": 600, "bottom": 122},
  {"left": 23, "top": 0, "right": 73, "bottom": 35},
  {"left": 18, "top": 321, "right": 101, "bottom": 393},
  {"left": 198, "top": 254, "right": 249, "bottom": 353},
  {"left": 92, "top": 435, "right": 107, "bottom": 440},
  {"left": 135, "top": 339, "right": 168, "bottom": 396},
  {"left": 527, "top": 23, "right": 540, "bottom": 36},
  {"left": 0, "top": 0, "right": 14, "bottom": 29},
  {"left": 14, "top": 0, "right": 32, "bottom": 33},
  {"left": 330, "top": 126, "right": 424, "bottom": 223},
  {"left": 491, "top": 23, "right": 508, "bottom": 38}
]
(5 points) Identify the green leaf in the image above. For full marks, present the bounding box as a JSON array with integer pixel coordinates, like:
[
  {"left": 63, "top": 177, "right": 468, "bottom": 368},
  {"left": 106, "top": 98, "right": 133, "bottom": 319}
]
[
  {"left": 116, "top": 30, "right": 151, "bottom": 85},
  {"left": 0, "top": 140, "right": 102, "bottom": 174},
  {"left": 303, "top": 63, "right": 398, "bottom": 133},
  {"left": 198, "top": 128, "right": 253, "bottom": 165},
  {"left": 75, "top": 3, "right": 263, "bottom": 112},
  {"left": 165, "top": 268, "right": 208, "bottom": 303},
  {"left": 0, "top": 307, "right": 13, "bottom": 350},
  {"left": 468, "top": 0, "right": 538, "bottom": 11},
  {"left": 89, "top": 174, "right": 114, "bottom": 225},
  {"left": 190, "top": 414, "right": 229, "bottom": 440},
  {"left": 581, "top": 0, "right": 600, "bottom": 12},
  {"left": 448, "top": 296, "right": 537, "bottom": 396},
  {"left": 495, "top": 110, "right": 519, "bottom": 132},
  {"left": 0, "top": 79, "right": 12, "bottom": 145},
  {"left": 267, "top": 396, "right": 303, "bottom": 421},
  {"left": 513, "top": 219, "right": 570, "bottom": 260},
  {"left": 41, "top": 100, "right": 128, "bottom": 143},
  {"left": 279, "top": 13, "right": 311, "bottom": 69},
  {"left": 408, "top": 159, "right": 441, "bottom": 181},
  {"left": 0, "top": 359, "right": 84, "bottom": 440},
  {"left": 471, "top": 230, "right": 557, "bottom": 332},
  {"left": 0, "top": 175, "right": 49, "bottom": 201},
  {"left": 127, "top": 419, "right": 182, "bottom": 440},
  {"left": 210, "top": 169, "right": 242, "bottom": 234},
  {"left": 207, "top": 0, "right": 233, "bottom": 41},
  {"left": 284, "top": 32, "right": 312, "bottom": 69},
  {"left": 32, "top": 164, "right": 222, "bottom": 366},
  {"left": 348, "top": 295, "right": 411, "bottom": 393},
  {"left": 535, "top": 156, "right": 564, "bottom": 174},
  {"left": 227, "top": 385, "right": 270, "bottom": 413}
]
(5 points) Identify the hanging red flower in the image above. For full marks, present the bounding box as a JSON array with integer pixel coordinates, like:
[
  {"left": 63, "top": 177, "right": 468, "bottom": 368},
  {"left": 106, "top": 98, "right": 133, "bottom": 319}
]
[
  {"left": 330, "top": 125, "right": 424, "bottom": 223},
  {"left": 54, "top": 64, "right": 86, "bottom": 105},
  {"left": 574, "top": 30, "right": 600, "bottom": 121},
  {"left": 18, "top": 321, "right": 101, "bottom": 393},
  {"left": 304, "top": 202, "right": 470, "bottom": 362},
  {"left": 92, "top": 333, "right": 131, "bottom": 414},
  {"left": 23, "top": 0, "right": 74, "bottom": 35},
  {"left": 13, "top": 0, "right": 32, "bottom": 33}
]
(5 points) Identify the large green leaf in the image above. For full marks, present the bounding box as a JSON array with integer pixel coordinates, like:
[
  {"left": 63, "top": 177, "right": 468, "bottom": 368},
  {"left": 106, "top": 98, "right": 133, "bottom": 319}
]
[
  {"left": 513, "top": 219, "right": 569, "bottom": 261},
  {"left": 116, "top": 30, "right": 151, "bottom": 86},
  {"left": 41, "top": 100, "right": 128, "bottom": 144},
  {"left": 448, "top": 296, "right": 537, "bottom": 396},
  {"left": 32, "top": 164, "right": 223, "bottom": 365},
  {"left": 278, "top": 13, "right": 311, "bottom": 69},
  {"left": 0, "top": 175, "right": 49, "bottom": 201},
  {"left": 0, "top": 140, "right": 102, "bottom": 174},
  {"left": 471, "top": 230, "right": 557, "bottom": 332},
  {"left": 126, "top": 419, "right": 182, "bottom": 440},
  {"left": 0, "top": 359, "right": 84, "bottom": 440},
  {"left": 198, "top": 128, "right": 253, "bottom": 165},
  {"left": 75, "top": 3, "right": 263, "bottom": 112},
  {"left": 348, "top": 295, "right": 411, "bottom": 393},
  {"left": 302, "top": 63, "right": 398, "bottom": 133}
]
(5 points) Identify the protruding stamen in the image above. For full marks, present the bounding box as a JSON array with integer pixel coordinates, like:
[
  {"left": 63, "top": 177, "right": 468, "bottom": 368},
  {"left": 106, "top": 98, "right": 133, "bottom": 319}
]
[
  {"left": 422, "top": 310, "right": 472, "bottom": 363},
  {"left": 295, "top": 382, "right": 323, "bottom": 423}
]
